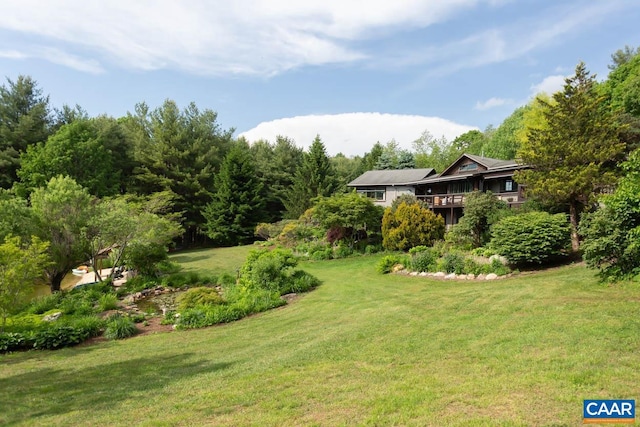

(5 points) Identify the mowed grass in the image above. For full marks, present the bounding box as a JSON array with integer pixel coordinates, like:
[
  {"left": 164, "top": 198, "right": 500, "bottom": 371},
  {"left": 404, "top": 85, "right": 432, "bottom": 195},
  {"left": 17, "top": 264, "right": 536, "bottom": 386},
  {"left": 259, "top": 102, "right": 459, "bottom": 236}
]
[
  {"left": 167, "top": 245, "right": 255, "bottom": 276},
  {"left": 2, "top": 249, "right": 640, "bottom": 426}
]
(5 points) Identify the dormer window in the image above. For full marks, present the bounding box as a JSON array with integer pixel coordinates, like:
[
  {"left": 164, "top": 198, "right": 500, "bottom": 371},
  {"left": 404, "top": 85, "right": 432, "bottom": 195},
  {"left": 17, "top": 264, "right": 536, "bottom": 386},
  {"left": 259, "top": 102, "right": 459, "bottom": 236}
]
[{"left": 459, "top": 163, "right": 478, "bottom": 172}]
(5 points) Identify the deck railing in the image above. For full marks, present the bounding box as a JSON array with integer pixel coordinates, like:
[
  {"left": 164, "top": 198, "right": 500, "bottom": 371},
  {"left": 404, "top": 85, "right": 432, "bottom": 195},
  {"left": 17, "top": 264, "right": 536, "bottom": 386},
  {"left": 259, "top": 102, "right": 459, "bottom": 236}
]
[{"left": 416, "top": 192, "right": 522, "bottom": 208}]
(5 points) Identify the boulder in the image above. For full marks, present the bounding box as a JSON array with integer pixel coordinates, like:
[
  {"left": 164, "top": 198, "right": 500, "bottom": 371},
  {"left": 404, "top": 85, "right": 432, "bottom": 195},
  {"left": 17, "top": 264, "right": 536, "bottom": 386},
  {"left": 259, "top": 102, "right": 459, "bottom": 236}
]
[
  {"left": 433, "top": 272, "right": 446, "bottom": 278},
  {"left": 467, "top": 274, "right": 475, "bottom": 280},
  {"left": 486, "top": 273, "right": 498, "bottom": 280},
  {"left": 42, "top": 312, "right": 62, "bottom": 322},
  {"left": 419, "top": 272, "right": 428, "bottom": 277},
  {"left": 410, "top": 272, "right": 418, "bottom": 276},
  {"left": 392, "top": 264, "right": 405, "bottom": 273},
  {"left": 444, "top": 273, "right": 457, "bottom": 280}
]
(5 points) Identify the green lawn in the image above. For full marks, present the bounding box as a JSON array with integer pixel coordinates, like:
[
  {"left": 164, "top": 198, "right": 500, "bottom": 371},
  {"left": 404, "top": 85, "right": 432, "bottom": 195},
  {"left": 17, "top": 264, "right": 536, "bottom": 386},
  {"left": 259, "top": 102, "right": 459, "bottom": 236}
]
[
  {"left": 2, "top": 249, "right": 640, "bottom": 426},
  {"left": 167, "top": 245, "right": 255, "bottom": 276}
]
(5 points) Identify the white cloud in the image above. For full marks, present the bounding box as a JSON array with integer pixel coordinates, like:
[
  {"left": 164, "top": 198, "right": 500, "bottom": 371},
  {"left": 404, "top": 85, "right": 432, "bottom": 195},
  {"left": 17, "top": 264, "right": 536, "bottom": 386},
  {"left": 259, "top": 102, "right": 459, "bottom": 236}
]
[
  {"left": 474, "top": 97, "right": 511, "bottom": 111},
  {"left": 239, "top": 113, "right": 477, "bottom": 157},
  {"left": 0, "top": 0, "right": 508, "bottom": 76},
  {"left": 530, "top": 75, "right": 566, "bottom": 96}
]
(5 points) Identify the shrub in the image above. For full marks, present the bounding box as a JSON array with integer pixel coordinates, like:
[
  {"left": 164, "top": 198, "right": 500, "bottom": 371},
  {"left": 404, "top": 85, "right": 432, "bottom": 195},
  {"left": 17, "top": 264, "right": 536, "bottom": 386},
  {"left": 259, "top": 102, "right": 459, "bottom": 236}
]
[
  {"left": 176, "top": 287, "right": 286, "bottom": 330},
  {"left": 333, "top": 243, "right": 353, "bottom": 259},
  {"left": 33, "top": 325, "right": 87, "bottom": 349},
  {"left": 281, "top": 270, "right": 321, "bottom": 294},
  {"left": 364, "top": 244, "right": 382, "bottom": 255},
  {"left": 446, "top": 191, "right": 509, "bottom": 248},
  {"left": 0, "top": 332, "right": 28, "bottom": 353},
  {"left": 440, "top": 251, "right": 466, "bottom": 274},
  {"left": 410, "top": 248, "right": 437, "bottom": 272},
  {"left": 310, "top": 248, "right": 333, "bottom": 260},
  {"left": 490, "top": 212, "right": 571, "bottom": 265},
  {"left": 60, "top": 296, "right": 94, "bottom": 316},
  {"left": 104, "top": 314, "right": 138, "bottom": 340},
  {"left": 382, "top": 202, "right": 445, "bottom": 251},
  {"left": 62, "top": 315, "right": 104, "bottom": 338},
  {"left": 177, "top": 287, "right": 224, "bottom": 311},
  {"left": 97, "top": 294, "right": 119, "bottom": 312},
  {"left": 377, "top": 254, "right": 409, "bottom": 274},
  {"left": 239, "top": 248, "right": 297, "bottom": 292},
  {"left": 27, "top": 293, "right": 64, "bottom": 314}
]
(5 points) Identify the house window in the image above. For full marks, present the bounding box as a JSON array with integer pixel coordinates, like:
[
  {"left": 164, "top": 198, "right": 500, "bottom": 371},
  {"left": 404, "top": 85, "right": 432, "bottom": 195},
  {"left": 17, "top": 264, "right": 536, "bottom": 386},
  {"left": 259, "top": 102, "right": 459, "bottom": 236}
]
[
  {"left": 448, "top": 181, "right": 473, "bottom": 194},
  {"left": 459, "top": 163, "right": 478, "bottom": 172},
  {"left": 501, "top": 179, "right": 517, "bottom": 192},
  {"left": 359, "top": 190, "right": 385, "bottom": 201}
]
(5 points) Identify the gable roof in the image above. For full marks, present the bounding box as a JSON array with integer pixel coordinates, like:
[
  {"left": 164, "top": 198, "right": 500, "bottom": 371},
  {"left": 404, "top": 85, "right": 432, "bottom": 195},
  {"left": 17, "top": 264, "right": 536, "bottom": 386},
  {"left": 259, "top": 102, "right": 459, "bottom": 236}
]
[
  {"left": 347, "top": 168, "right": 436, "bottom": 187},
  {"left": 439, "top": 153, "right": 519, "bottom": 176}
]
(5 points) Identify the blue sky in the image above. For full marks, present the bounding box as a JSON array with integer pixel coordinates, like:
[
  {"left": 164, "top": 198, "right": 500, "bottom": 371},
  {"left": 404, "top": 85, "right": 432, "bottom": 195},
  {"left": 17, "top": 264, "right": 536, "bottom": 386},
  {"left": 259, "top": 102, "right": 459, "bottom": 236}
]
[{"left": 1, "top": 0, "right": 638, "bottom": 156}]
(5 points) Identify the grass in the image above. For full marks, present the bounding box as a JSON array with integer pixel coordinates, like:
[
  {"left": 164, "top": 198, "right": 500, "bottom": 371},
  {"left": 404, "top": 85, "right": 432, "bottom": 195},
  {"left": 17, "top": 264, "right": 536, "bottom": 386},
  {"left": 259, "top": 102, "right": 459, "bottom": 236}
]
[
  {"left": 168, "top": 245, "right": 255, "bottom": 276},
  {"left": 2, "top": 248, "right": 640, "bottom": 426}
]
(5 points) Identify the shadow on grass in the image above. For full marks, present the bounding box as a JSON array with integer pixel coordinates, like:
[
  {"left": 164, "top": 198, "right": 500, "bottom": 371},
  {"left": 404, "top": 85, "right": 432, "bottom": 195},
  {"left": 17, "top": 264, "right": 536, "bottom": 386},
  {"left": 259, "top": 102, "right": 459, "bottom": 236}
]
[{"left": 0, "top": 353, "right": 232, "bottom": 424}]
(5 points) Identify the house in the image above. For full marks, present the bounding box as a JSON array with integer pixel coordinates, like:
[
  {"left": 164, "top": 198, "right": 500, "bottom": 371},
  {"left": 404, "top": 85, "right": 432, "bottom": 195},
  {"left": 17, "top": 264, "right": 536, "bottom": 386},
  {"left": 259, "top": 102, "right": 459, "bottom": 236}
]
[
  {"left": 347, "top": 154, "right": 526, "bottom": 226},
  {"left": 347, "top": 168, "right": 436, "bottom": 207}
]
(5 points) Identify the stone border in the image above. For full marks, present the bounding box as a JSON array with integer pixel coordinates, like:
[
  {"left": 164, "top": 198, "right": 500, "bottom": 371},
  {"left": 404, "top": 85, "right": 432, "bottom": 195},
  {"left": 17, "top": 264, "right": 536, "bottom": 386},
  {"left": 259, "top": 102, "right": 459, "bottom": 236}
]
[{"left": 395, "top": 269, "right": 512, "bottom": 281}]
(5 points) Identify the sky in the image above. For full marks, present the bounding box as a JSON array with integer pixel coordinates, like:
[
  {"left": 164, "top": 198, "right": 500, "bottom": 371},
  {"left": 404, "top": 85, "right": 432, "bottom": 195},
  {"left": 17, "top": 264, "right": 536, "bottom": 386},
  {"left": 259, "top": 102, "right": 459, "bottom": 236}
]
[{"left": 1, "top": 0, "right": 638, "bottom": 156}]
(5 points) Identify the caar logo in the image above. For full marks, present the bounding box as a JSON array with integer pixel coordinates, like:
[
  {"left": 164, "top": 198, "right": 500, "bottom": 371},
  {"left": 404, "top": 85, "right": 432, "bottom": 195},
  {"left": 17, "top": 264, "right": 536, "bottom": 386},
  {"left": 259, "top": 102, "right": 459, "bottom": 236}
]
[{"left": 583, "top": 399, "right": 635, "bottom": 424}]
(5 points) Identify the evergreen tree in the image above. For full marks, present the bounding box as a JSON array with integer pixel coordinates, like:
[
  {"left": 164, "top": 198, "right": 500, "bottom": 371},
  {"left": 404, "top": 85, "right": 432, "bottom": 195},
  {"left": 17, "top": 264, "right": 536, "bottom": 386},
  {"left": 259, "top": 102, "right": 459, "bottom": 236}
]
[
  {"left": 396, "top": 150, "right": 415, "bottom": 169},
  {"left": 516, "top": 62, "right": 625, "bottom": 250},
  {"left": 0, "top": 76, "right": 51, "bottom": 188},
  {"left": 125, "top": 100, "right": 234, "bottom": 245},
  {"left": 251, "top": 136, "right": 303, "bottom": 223},
  {"left": 203, "top": 142, "right": 264, "bottom": 246},
  {"left": 284, "top": 135, "right": 336, "bottom": 218}
]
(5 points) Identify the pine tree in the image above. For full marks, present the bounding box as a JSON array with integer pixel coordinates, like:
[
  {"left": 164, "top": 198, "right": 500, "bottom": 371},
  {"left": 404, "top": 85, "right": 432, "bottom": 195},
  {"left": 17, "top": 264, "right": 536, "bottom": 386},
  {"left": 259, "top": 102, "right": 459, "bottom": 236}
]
[
  {"left": 202, "top": 142, "right": 264, "bottom": 246},
  {"left": 516, "top": 62, "right": 625, "bottom": 251},
  {"left": 284, "top": 135, "right": 336, "bottom": 218},
  {"left": 0, "top": 76, "right": 51, "bottom": 188}
]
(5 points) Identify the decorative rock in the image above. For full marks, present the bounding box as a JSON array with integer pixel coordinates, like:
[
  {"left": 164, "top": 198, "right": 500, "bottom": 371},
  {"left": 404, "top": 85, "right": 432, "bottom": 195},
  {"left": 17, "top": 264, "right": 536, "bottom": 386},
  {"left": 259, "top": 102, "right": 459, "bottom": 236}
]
[
  {"left": 433, "top": 272, "right": 446, "bottom": 278},
  {"left": 444, "top": 273, "right": 457, "bottom": 280},
  {"left": 42, "top": 311, "right": 62, "bottom": 322},
  {"left": 486, "top": 273, "right": 498, "bottom": 280},
  {"left": 477, "top": 274, "right": 486, "bottom": 280},
  {"left": 392, "top": 264, "right": 405, "bottom": 273},
  {"left": 410, "top": 272, "right": 418, "bottom": 276},
  {"left": 457, "top": 274, "right": 468, "bottom": 280},
  {"left": 467, "top": 273, "right": 475, "bottom": 280},
  {"left": 419, "top": 272, "right": 428, "bottom": 277}
]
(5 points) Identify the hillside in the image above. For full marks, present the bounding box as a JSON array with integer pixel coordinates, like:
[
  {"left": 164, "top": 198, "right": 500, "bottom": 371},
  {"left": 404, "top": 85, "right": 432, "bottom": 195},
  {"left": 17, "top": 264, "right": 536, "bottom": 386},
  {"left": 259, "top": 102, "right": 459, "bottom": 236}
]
[{"left": 2, "top": 250, "right": 639, "bottom": 425}]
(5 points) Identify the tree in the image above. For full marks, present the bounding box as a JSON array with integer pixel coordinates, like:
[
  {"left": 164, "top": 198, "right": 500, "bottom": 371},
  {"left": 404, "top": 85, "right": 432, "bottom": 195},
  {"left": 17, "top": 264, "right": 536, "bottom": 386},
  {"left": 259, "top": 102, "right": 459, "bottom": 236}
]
[
  {"left": 413, "top": 131, "right": 457, "bottom": 172},
  {"left": 609, "top": 45, "right": 640, "bottom": 70},
  {"left": 451, "top": 130, "right": 487, "bottom": 155},
  {"left": 447, "top": 191, "right": 509, "bottom": 248},
  {"left": 312, "top": 192, "right": 384, "bottom": 245},
  {"left": 85, "top": 193, "right": 181, "bottom": 280},
  {"left": 17, "top": 119, "right": 122, "bottom": 197},
  {"left": 482, "top": 106, "right": 528, "bottom": 160},
  {"left": 125, "top": 100, "right": 234, "bottom": 245},
  {"left": 382, "top": 202, "right": 445, "bottom": 251},
  {"left": 0, "top": 190, "right": 35, "bottom": 242},
  {"left": 0, "top": 236, "right": 50, "bottom": 330},
  {"left": 284, "top": 135, "right": 336, "bottom": 218},
  {"left": 358, "top": 142, "right": 384, "bottom": 173},
  {"left": 203, "top": 142, "right": 264, "bottom": 246},
  {"left": 396, "top": 150, "right": 415, "bottom": 169},
  {"left": 580, "top": 148, "right": 640, "bottom": 280},
  {"left": 30, "top": 176, "right": 94, "bottom": 292},
  {"left": 0, "top": 76, "right": 51, "bottom": 188},
  {"left": 251, "top": 136, "right": 303, "bottom": 223},
  {"left": 516, "top": 63, "right": 626, "bottom": 251}
]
